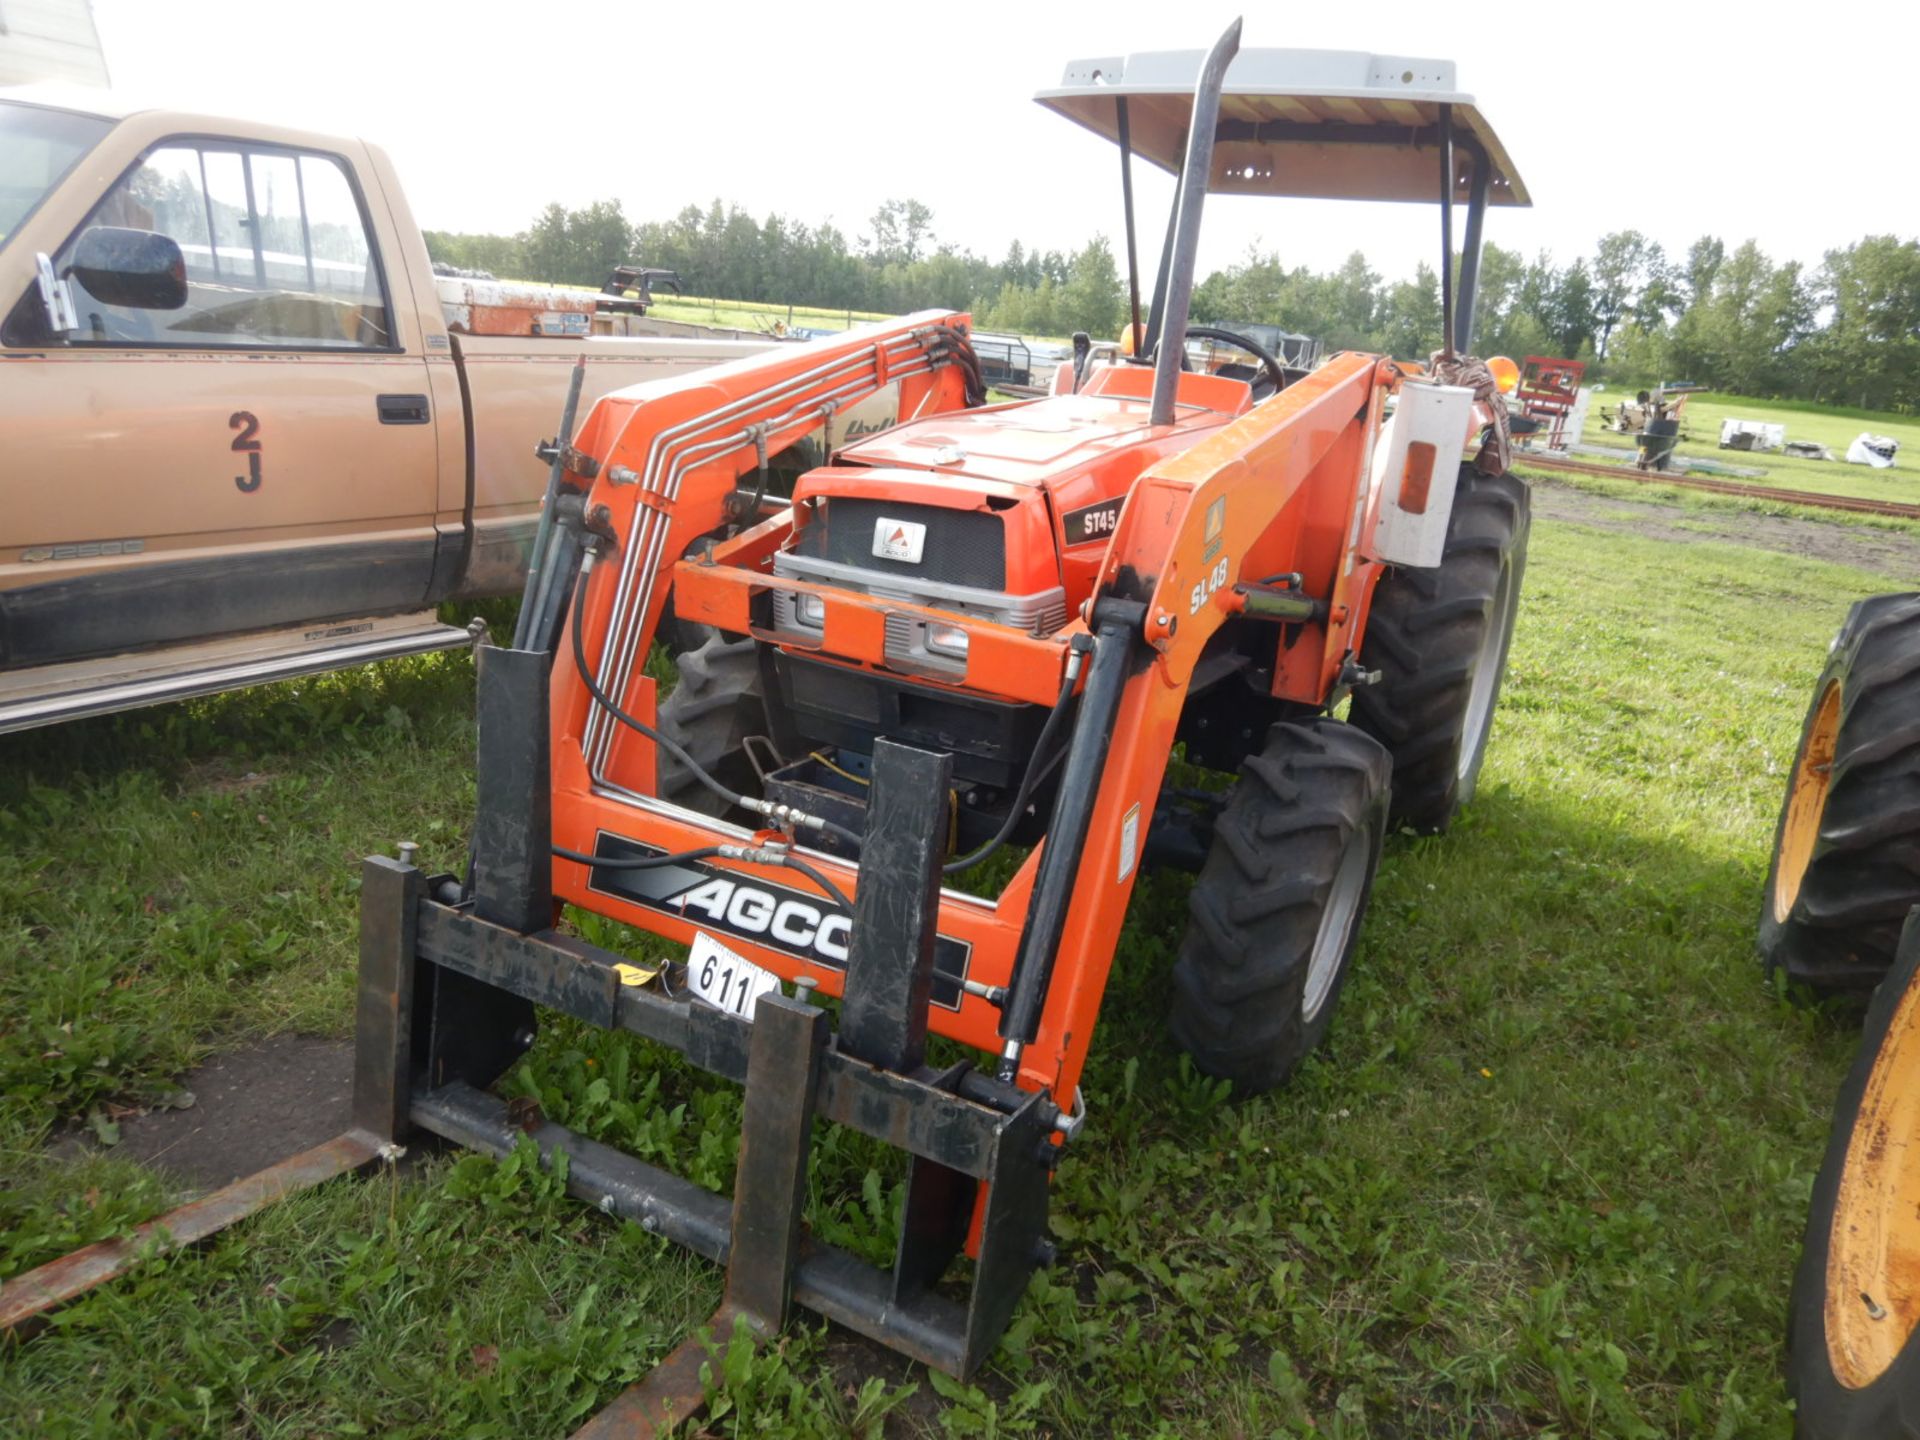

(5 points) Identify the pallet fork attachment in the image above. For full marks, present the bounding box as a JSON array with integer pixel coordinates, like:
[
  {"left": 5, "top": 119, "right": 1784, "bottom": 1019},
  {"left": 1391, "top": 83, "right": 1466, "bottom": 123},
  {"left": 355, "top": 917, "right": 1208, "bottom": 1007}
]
[{"left": 2, "top": 646, "right": 1067, "bottom": 1426}]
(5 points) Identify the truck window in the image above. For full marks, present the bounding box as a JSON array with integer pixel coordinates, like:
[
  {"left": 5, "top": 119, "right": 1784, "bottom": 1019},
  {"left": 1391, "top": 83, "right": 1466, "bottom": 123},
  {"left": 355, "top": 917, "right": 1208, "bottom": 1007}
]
[
  {"left": 0, "top": 101, "right": 112, "bottom": 249},
  {"left": 57, "top": 142, "right": 393, "bottom": 350}
]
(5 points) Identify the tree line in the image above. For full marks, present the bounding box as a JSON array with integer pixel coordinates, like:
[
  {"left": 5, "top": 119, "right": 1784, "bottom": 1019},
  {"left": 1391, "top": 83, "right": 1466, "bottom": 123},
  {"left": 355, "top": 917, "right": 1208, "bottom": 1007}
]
[{"left": 424, "top": 200, "right": 1920, "bottom": 412}]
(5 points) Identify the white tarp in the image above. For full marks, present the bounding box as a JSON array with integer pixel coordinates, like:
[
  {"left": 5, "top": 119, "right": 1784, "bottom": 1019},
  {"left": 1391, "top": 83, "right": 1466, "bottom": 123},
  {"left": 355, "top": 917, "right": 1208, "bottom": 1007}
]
[{"left": 1846, "top": 433, "right": 1901, "bottom": 469}]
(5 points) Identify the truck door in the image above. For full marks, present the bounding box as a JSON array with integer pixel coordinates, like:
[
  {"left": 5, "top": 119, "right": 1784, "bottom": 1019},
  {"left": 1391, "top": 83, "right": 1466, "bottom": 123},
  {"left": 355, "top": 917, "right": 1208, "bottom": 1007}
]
[{"left": 0, "top": 139, "right": 438, "bottom": 669}]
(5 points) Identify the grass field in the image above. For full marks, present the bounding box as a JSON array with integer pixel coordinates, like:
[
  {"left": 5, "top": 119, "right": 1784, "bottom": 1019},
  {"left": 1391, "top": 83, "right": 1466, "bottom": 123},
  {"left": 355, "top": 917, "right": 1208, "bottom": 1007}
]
[
  {"left": 644, "top": 294, "right": 891, "bottom": 336},
  {"left": 1574, "top": 390, "right": 1920, "bottom": 506},
  {"left": 0, "top": 490, "right": 1902, "bottom": 1435}
]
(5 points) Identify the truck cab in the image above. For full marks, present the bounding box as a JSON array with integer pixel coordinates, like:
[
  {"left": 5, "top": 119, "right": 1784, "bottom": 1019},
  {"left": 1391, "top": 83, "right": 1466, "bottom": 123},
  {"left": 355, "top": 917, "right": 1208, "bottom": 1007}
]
[{"left": 0, "top": 90, "right": 770, "bottom": 730}]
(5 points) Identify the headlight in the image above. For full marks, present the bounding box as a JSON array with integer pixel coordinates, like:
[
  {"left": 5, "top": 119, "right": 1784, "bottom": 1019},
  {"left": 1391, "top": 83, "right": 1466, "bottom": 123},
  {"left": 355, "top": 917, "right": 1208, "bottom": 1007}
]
[
  {"left": 925, "top": 622, "right": 970, "bottom": 659},
  {"left": 796, "top": 592, "right": 825, "bottom": 628}
]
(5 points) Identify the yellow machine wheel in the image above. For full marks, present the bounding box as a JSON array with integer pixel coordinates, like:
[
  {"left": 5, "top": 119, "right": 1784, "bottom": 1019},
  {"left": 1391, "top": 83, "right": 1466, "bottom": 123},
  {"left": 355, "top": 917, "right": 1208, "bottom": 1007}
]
[
  {"left": 1790, "top": 909, "right": 1920, "bottom": 1436},
  {"left": 1760, "top": 594, "right": 1920, "bottom": 1001}
]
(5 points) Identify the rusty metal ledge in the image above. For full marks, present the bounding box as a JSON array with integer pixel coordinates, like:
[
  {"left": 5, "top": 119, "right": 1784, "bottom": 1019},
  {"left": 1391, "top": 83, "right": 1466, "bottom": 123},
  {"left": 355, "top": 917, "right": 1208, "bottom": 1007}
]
[{"left": 0, "top": 1128, "right": 391, "bottom": 1331}]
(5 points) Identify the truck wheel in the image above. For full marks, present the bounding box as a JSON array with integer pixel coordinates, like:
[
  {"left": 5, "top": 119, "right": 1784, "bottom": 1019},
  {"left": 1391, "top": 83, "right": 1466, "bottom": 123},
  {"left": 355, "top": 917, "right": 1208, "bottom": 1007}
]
[
  {"left": 1170, "top": 719, "right": 1391, "bottom": 1094},
  {"left": 1787, "top": 908, "right": 1920, "bottom": 1438},
  {"left": 1761, "top": 594, "right": 1920, "bottom": 1001},
  {"left": 1351, "top": 467, "right": 1530, "bottom": 833},
  {"left": 654, "top": 634, "right": 767, "bottom": 817}
]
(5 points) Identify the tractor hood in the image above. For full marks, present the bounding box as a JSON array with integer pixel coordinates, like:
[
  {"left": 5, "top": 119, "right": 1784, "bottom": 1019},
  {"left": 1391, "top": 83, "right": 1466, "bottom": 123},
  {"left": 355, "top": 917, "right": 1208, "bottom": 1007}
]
[{"left": 838, "top": 368, "right": 1248, "bottom": 493}]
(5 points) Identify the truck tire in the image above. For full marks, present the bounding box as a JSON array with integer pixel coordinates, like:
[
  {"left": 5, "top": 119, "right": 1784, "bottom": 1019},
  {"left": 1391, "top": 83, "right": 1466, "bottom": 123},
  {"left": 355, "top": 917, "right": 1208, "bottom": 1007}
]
[
  {"left": 1761, "top": 594, "right": 1920, "bottom": 1001},
  {"left": 1170, "top": 719, "right": 1391, "bottom": 1094},
  {"left": 1787, "top": 908, "right": 1920, "bottom": 1438},
  {"left": 1351, "top": 467, "right": 1530, "bottom": 833},
  {"left": 654, "top": 634, "right": 767, "bottom": 817}
]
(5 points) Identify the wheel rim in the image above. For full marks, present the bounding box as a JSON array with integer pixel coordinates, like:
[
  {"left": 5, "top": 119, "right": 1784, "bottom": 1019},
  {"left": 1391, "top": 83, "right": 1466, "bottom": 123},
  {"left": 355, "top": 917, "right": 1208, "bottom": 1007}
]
[
  {"left": 1774, "top": 680, "right": 1842, "bottom": 924},
  {"left": 1827, "top": 971, "right": 1920, "bottom": 1388},
  {"left": 1457, "top": 551, "right": 1518, "bottom": 786},
  {"left": 1302, "top": 819, "right": 1375, "bottom": 1023}
]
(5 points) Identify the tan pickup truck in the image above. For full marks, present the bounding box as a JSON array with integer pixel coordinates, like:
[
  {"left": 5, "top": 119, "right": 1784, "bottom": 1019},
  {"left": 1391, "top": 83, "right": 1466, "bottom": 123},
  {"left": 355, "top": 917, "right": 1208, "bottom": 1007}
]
[{"left": 0, "top": 89, "right": 775, "bottom": 732}]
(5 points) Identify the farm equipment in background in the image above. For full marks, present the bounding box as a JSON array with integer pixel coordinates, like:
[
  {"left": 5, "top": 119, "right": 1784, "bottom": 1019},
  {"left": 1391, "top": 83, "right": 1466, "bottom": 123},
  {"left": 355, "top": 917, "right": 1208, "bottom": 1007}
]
[
  {"left": 1720, "top": 417, "right": 1785, "bottom": 453},
  {"left": 969, "top": 331, "right": 1037, "bottom": 388},
  {"left": 1190, "top": 322, "right": 1324, "bottom": 388},
  {"left": 1596, "top": 379, "right": 1712, "bottom": 470},
  {"left": 1507, "top": 355, "right": 1587, "bottom": 451},
  {"left": 1761, "top": 594, "right": 1920, "bottom": 1436},
  {"left": 2, "top": 22, "right": 1537, "bottom": 1425}
]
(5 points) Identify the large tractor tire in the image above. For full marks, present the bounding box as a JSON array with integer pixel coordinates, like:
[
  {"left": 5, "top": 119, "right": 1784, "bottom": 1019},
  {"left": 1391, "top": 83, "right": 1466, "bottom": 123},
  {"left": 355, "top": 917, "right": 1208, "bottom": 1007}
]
[
  {"left": 1352, "top": 466, "right": 1530, "bottom": 833},
  {"left": 1761, "top": 594, "right": 1920, "bottom": 1001},
  {"left": 654, "top": 633, "right": 767, "bottom": 817},
  {"left": 1170, "top": 719, "right": 1392, "bottom": 1094},
  {"left": 1787, "top": 908, "right": 1920, "bottom": 1437}
]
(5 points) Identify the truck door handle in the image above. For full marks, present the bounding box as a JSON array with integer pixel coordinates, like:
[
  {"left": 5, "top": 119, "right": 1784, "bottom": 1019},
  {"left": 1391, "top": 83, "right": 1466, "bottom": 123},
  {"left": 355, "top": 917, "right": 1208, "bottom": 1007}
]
[{"left": 378, "top": 393, "right": 431, "bottom": 425}]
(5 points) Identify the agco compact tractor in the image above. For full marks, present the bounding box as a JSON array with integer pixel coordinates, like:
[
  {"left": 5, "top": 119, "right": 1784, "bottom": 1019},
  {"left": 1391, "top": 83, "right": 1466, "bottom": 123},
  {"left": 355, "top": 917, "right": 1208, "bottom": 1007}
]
[{"left": 4, "top": 22, "right": 1534, "bottom": 1427}]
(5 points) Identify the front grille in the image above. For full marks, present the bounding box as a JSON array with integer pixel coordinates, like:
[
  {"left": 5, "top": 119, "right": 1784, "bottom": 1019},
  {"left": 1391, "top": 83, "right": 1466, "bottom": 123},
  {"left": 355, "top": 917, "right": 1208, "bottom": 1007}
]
[{"left": 790, "top": 499, "right": 1005, "bottom": 589}]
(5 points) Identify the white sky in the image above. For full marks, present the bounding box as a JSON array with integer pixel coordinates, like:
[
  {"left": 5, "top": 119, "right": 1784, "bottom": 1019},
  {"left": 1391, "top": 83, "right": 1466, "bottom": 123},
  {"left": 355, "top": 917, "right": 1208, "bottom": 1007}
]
[{"left": 87, "top": 0, "right": 1920, "bottom": 287}]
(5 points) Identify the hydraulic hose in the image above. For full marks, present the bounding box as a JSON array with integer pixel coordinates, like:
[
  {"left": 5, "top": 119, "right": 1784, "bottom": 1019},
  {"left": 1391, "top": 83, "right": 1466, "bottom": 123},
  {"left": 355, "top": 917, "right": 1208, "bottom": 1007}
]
[
  {"left": 944, "top": 640, "right": 1088, "bottom": 874},
  {"left": 567, "top": 562, "right": 865, "bottom": 853},
  {"left": 552, "top": 842, "right": 852, "bottom": 914}
]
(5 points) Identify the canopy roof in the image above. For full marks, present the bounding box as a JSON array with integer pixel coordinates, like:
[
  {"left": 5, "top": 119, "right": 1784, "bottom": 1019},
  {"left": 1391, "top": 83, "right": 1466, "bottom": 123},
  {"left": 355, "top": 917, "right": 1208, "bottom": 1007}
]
[{"left": 1035, "top": 47, "right": 1529, "bottom": 207}]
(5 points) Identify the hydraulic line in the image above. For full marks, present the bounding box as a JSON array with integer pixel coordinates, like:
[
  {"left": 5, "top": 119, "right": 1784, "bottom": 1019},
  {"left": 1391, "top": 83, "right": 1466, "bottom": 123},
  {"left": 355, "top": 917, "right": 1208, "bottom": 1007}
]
[
  {"left": 995, "top": 618, "right": 1134, "bottom": 1079},
  {"left": 567, "top": 557, "right": 865, "bottom": 853},
  {"left": 552, "top": 843, "right": 853, "bottom": 914},
  {"left": 944, "top": 638, "right": 1088, "bottom": 875}
]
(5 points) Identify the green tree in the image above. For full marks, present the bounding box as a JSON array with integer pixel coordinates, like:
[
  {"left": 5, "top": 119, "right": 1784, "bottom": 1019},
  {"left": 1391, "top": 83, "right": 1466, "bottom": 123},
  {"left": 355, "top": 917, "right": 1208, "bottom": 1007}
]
[{"left": 1803, "top": 236, "right": 1920, "bottom": 410}]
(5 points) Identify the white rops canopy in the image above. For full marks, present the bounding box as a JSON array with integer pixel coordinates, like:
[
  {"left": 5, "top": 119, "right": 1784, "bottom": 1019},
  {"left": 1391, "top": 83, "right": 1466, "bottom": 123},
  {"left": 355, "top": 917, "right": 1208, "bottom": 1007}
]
[{"left": 1035, "top": 47, "right": 1530, "bottom": 207}]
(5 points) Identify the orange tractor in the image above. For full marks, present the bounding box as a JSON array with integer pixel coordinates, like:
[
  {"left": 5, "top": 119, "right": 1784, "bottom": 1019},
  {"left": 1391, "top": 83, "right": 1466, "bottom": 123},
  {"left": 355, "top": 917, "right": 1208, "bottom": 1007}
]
[{"left": 4, "top": 21, "right": 1534, "bottom": 1422}]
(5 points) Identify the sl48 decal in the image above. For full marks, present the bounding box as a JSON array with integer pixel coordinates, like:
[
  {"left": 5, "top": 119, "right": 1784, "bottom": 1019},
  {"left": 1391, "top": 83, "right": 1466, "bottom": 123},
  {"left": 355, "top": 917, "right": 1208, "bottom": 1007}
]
[{"left": 1189, "top": 555, "right": 1231, "bottom": 615}]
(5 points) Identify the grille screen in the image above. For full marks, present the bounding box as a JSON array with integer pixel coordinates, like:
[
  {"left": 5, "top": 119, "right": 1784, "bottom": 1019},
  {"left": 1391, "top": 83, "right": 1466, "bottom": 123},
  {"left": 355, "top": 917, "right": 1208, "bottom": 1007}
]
[{"left": 793, "top": 499, "right": 1005, "bottom": 589}]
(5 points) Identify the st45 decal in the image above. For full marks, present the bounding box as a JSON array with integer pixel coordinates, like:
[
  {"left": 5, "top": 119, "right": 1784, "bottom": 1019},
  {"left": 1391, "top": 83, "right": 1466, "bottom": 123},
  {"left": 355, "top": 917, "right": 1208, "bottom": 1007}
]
[{"left": 1062, "top": 499, "right": 1123, "bottom": 546}]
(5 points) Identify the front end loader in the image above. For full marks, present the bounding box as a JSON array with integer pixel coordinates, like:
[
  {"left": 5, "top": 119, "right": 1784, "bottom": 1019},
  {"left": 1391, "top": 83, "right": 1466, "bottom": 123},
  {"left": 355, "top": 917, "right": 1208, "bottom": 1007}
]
[{"left": 3, "top": 22, "right": 1536, "bottom": 1428}]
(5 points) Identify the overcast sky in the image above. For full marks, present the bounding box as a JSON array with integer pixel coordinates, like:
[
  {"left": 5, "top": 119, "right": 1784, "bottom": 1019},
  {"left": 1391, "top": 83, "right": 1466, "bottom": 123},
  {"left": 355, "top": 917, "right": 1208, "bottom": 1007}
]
[{"left": 85, "top": 0, "right": 1919, "bottom": 287}]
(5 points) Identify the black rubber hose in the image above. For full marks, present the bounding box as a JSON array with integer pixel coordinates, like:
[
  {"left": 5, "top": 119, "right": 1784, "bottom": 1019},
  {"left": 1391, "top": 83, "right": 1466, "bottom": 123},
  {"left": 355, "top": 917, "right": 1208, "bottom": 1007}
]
[
  {"left": 776, "top": 855, "right": 854, "bottom": 914},
  {"left": 555, "top": 844, "right": 724, "bottom": 870},
  {"left": 552, "top": 843, "right": 852, "bottom": 915},
  {"left": 944, "top": 663, "right": 1079, "bottom": 875},
  {"left": 568, "top": 566, "right": 864, "bottom": 852}
]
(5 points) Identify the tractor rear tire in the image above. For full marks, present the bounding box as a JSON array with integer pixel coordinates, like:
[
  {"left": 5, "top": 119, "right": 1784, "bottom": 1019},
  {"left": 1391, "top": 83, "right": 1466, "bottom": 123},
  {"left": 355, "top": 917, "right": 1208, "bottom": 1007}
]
[
  {"left": 654, "top": 633, "right": 767, "bottom": 817},
  {"left": 1352, "top": 466, "right": 1530, "bottom": 833},
  {"left": 1787, "top": 908, "right": 1920, "bottom": 1438},
  {"left": 1170, "top": 719, "right": 1391, "bottom": 1094},
  {"left": 1761, "top": 593, "right": 1920, "bottom": 1001}
]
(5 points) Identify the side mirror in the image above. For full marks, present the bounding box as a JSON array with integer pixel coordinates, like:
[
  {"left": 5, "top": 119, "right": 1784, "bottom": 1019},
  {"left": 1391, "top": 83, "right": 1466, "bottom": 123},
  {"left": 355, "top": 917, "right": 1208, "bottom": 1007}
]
[{"left": 68, "top": 227, "right": 188, "bottom": 311}]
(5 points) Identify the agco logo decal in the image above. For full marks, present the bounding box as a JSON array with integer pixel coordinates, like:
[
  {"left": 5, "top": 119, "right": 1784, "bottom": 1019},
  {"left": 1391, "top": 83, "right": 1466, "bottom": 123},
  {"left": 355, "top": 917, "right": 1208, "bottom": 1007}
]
[{"left": 586, "top": 835, "right": 970, "bottom": 1008}]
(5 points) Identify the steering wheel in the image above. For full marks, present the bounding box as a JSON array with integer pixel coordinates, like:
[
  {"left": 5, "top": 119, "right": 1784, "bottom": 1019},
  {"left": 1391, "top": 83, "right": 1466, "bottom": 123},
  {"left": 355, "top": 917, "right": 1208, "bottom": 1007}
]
[{"left": 1181, "top": 325, "right": 1288, "bottom": 401}]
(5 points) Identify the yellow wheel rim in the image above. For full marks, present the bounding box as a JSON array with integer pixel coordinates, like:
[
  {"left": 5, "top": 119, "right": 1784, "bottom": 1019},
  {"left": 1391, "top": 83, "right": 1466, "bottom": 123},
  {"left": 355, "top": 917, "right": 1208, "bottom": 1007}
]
[
  {"left": 1828, "top": 972, "right": 1920, "bottom": 1387},
  {"left": 1774, "top": 680, "right": 1842, "bottom": 924}
]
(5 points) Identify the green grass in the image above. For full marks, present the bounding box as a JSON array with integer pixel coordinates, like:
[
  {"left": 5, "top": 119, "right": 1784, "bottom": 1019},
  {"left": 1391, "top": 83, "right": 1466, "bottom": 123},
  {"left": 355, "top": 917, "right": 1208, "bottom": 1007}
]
[
  {"left": 1577, "top": 389, "right": 1920, "bottom": 506},
  {"left": 0, "top": 514, "right": 1903, "bottom": 1435},
  {"left": 642, "top": 294, "right": 892, "bottom": 336}
]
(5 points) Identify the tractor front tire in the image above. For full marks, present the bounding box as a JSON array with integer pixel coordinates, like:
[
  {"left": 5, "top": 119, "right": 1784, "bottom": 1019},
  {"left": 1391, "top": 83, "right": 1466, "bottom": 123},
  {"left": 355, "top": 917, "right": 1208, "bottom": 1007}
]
[
  {"left": 1352, "top": 466, "right": 1530, "bottom": 833},
  {"left": 654, "top": 633, "right": 767, "bottom": 817},
  {"left": 1170, "top": 719, "right": 1391, "bottom": 1094},
  {"left": 1788, "top": 908, "right": 1920, "bottom": 1438},
  {"left": 1761, "top": 593, "right": 1920, "bottom": 1001}
]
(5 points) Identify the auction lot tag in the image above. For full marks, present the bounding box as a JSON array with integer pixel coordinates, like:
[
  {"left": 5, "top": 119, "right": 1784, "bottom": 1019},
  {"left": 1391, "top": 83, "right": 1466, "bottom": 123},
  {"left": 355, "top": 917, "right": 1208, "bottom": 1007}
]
[{"left": 687, "top": 931, "right": 781, "bottom": 1020}]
